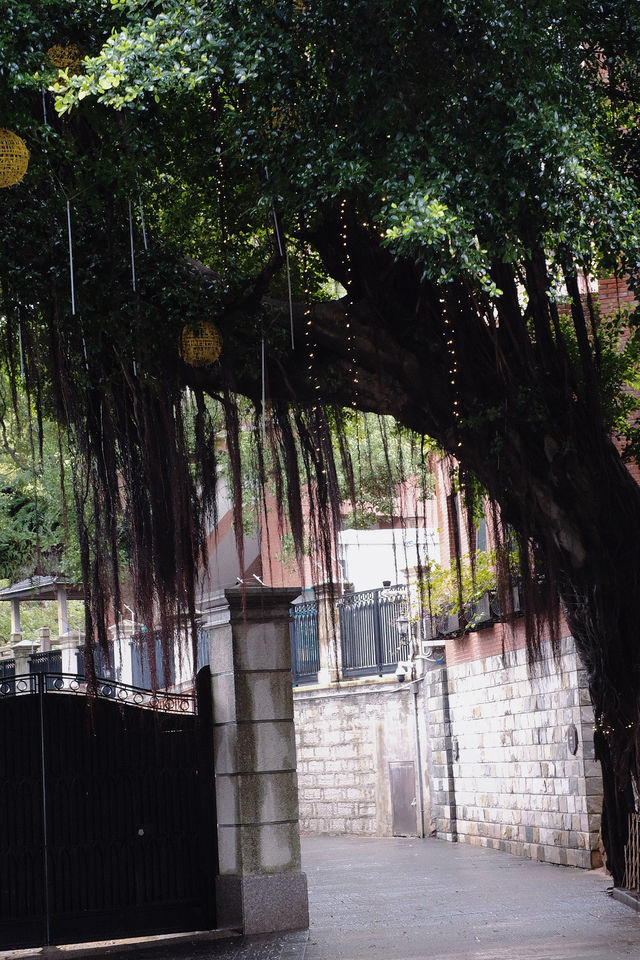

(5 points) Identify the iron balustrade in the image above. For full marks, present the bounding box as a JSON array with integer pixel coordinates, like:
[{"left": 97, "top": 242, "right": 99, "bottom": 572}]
[
  {"left": 29, "top": 651, "right": 62, "bottom": 673},
  {"left": 130, "top": 631, "right": 176, "bottom": 689},
  {"left": 74, "top": 627, "right": 211, "bottom": 684},
  {"left": 289, "top": 600, "right": 320, "bottom": 685},
  {"left": 0, "top": 671, "right": 196, "bottom": 713},
  {"left": 0, "top": 658, "right": 15, "bottom": 695},
  {"left": 339, "top": 585, "right": 412, "bottom": 677},
  {"left": 196, "top": 627, "right": 210, "bottom": 671},
  {"left": 0, "top": 658, "right": 15, "bottom": 678},
  {"left": 29, "top": 651, "right": 63, "bottom": 691}
]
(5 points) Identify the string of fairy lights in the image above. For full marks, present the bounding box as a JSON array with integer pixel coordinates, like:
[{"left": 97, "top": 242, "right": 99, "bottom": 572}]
[
  {"left": 7, "top": 48, "right": 358, "bottom": 411},
  {"left": 442, "top": 300, "right": 463, "bottom": 450},
  {"left": 339, "top": 199, "right": 360, "bottom": 410},
  {"left": 300, "top": 251, "right": 328, "bottom": 474},
  {"left": 301, "top": 244, "right": 321, "bottom": 420},
  {"left": 593, "top": 716, "right": 635, "bottom": 736}
]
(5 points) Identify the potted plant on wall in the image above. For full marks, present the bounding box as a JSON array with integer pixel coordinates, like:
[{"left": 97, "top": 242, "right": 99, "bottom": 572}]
[{"left": 419, "top": 550, "right": 499, "bottom": 637}]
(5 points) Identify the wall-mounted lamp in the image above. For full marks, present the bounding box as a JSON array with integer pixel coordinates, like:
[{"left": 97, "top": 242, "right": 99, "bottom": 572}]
[{"left": 396, "top": 615, "right": 410, "bottom": 641}]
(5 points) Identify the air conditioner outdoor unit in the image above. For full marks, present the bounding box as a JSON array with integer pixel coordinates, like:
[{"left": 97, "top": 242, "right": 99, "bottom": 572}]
[{"left": 421, "top": 639, "right": 444, "bottom": 656}]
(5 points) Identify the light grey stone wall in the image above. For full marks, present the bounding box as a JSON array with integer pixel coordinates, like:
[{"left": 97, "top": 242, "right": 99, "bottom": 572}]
[
  {"left": 426, "top": 636, "right": 602, "bottom": 868},
  {"left": 423, "top": 666, "right": 457, "bottom": 841},
  {"left": 293, "top": 679, "right": 429, "bottom": 837}
]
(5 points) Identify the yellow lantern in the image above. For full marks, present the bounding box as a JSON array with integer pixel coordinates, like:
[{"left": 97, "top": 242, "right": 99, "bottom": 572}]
[
  {"left": 47, "top": 43, "right": 84, "bottom": 74},
  {"left": 0, "top": 129, "right": 29, "bottom": 189},
  {"left": 179, "top": 321, "right": 223, "bottom": 367},
  {"left": 269, "top": 103, "right": 301, "bottom": 135}
]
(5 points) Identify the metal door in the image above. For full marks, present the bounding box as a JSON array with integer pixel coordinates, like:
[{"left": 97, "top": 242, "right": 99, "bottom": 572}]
[{"left": 389, "top": 761, "right": 417, "bottom": 836}]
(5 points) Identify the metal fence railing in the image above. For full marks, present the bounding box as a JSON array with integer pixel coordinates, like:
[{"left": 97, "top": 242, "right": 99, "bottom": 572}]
[
  {"left": 338, "top": 585, "right": 412, "bottom": 678},
  {"left": 0, "top": 670, "right": 196, "bottom": 713},
  {"left": 29, "top": 650, "right": 63, "bottom": 691},
  {"left": 29, "top": 651, "right": 62, "bottom": 674},
  {"left": 131, "top": 632, "right": 176, "bottom": 689},
  {"left": 289, "top": 600, "right": 320, "bottom": 685},
  {"left": 197, "top": 627, "right": 210, "bottom": 672},
  {"left": 0, "top": 658, "right": 15, "bottom": 695},
  {"left": 75, "top": 644, "right": 119, "bottom": 681},
  {"left": 625, "top": 811, "right": 640, "bottom": 893},
  {"left": 0, "top": 659, "right": 15, "bottom": 680}
]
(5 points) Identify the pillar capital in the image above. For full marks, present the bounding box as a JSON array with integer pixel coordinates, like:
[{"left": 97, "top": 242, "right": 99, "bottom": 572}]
[{"left": 200, "top": 584, "right": 300, "bottom": 628}]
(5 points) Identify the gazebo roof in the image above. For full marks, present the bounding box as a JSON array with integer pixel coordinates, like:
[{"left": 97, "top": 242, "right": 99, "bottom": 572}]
[{"left": 0, "top": 576, "right": 84, "bottom": 602}]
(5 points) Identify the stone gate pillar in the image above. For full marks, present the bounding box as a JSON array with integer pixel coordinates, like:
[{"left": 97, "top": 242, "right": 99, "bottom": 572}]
[
  {"left": 314, "top": 582, "right": 341, "bottom": 686},
  {"left": 202, "top": 585, "right": 309, "bottom": 935}
]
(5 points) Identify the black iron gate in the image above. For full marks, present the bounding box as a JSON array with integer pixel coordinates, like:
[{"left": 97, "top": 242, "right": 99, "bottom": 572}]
[{"left": 0, "top": 670, "right": 217, "bottom": 950}]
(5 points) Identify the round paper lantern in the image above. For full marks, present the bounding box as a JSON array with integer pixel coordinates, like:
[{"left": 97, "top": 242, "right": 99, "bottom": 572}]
[
  {"left": 269, "top": 103, "right": 300, "bottom": 133},
  {"left": 47, "top": 43, "right": 84, "bottom": 74},
  {"left": 180, "top": 321, "right": 223, "bottom": 367},
  {"left": 0, "top": 129, "right": 29, "bottom": 189}
]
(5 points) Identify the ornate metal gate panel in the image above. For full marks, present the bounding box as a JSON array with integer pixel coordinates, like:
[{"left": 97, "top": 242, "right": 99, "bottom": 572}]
[
  {"left": 289, "top": 600, "right": 320, "bottom": 685},
  {"left": 0, "top": 671, "right": 216, "bottom": 950},
  {"left": 339, "top": 585, "right": 411, "bottom": 677}
]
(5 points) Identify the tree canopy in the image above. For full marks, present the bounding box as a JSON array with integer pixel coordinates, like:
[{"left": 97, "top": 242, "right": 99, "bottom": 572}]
[{"left": 4, "top": 0, "right": 640, "bottom": 880}]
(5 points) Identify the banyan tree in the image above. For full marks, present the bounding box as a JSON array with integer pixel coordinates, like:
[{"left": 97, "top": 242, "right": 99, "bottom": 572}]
[{"left": 4, "top": 0, "right": 640, "bottom": 885}]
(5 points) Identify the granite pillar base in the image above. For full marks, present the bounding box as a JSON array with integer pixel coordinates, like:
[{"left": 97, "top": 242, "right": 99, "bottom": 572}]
[{"left": 215, "top": 871, "right": 309, "bottom": 935}]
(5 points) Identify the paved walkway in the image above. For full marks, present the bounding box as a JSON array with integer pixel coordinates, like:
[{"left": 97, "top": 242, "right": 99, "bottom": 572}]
[
  {"left": 10, "top": 836, "right": 640, "bottom": 960},
  {"left": 302, "top": 836, "right": 640, "bottom": 960}
]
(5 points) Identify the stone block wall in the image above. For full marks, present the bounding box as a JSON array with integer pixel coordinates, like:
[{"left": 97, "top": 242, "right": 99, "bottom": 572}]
[
  {"left": 423, "top": 666, "right": 457, "bottom": 841},
  {"left": 293, "top": 680, "right": 428, "bottom": 837},
  {"left": 425, "top": 635, "right": 602, "bottom": 868}
]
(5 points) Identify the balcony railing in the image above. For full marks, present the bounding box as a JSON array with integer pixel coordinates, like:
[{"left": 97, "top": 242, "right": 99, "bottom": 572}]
[
  {"left": 338, "top": 585, "right": 412, "bottom": 678},
  {"left": 289, "top": 599, "right": 320, "bottom": 685},
  {"left": 290, "top": 580, "right": 524, "bottom": 686}
]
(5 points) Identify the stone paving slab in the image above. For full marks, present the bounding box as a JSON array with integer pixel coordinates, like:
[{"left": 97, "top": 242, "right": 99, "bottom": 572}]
[
  {"left": 303, "top": 836, "right": 640, "bottom": 960},
  {"left": 6, "top": 836, "right": 640, "bottom": 960}
]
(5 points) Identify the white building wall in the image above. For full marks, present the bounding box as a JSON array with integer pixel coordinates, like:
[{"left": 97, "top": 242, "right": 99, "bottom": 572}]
[
  {"left": 339, "top": 527, "right": 439, "bottom": 592},
  {"left": 293, "top": 680, "right": 429, "bottom": 837}
]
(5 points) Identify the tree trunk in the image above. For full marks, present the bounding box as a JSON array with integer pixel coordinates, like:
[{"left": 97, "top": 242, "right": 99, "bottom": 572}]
[
  {"left": 594, "top": 729, "right": 635, "bottom": 885},
  {"left": 560, "top": 572, "right": 640, "bottom": 886}
]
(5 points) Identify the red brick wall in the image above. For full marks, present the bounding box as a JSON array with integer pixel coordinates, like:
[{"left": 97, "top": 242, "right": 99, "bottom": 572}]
[
  {"left": 597, "top": 276, "right": 636, "bottom": 316},
  {"left": 444, "top": 613, "right": 572, "bottom": 667},
  {"left": 445, "top": 619, "right": 527, "bottom": 666}
]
